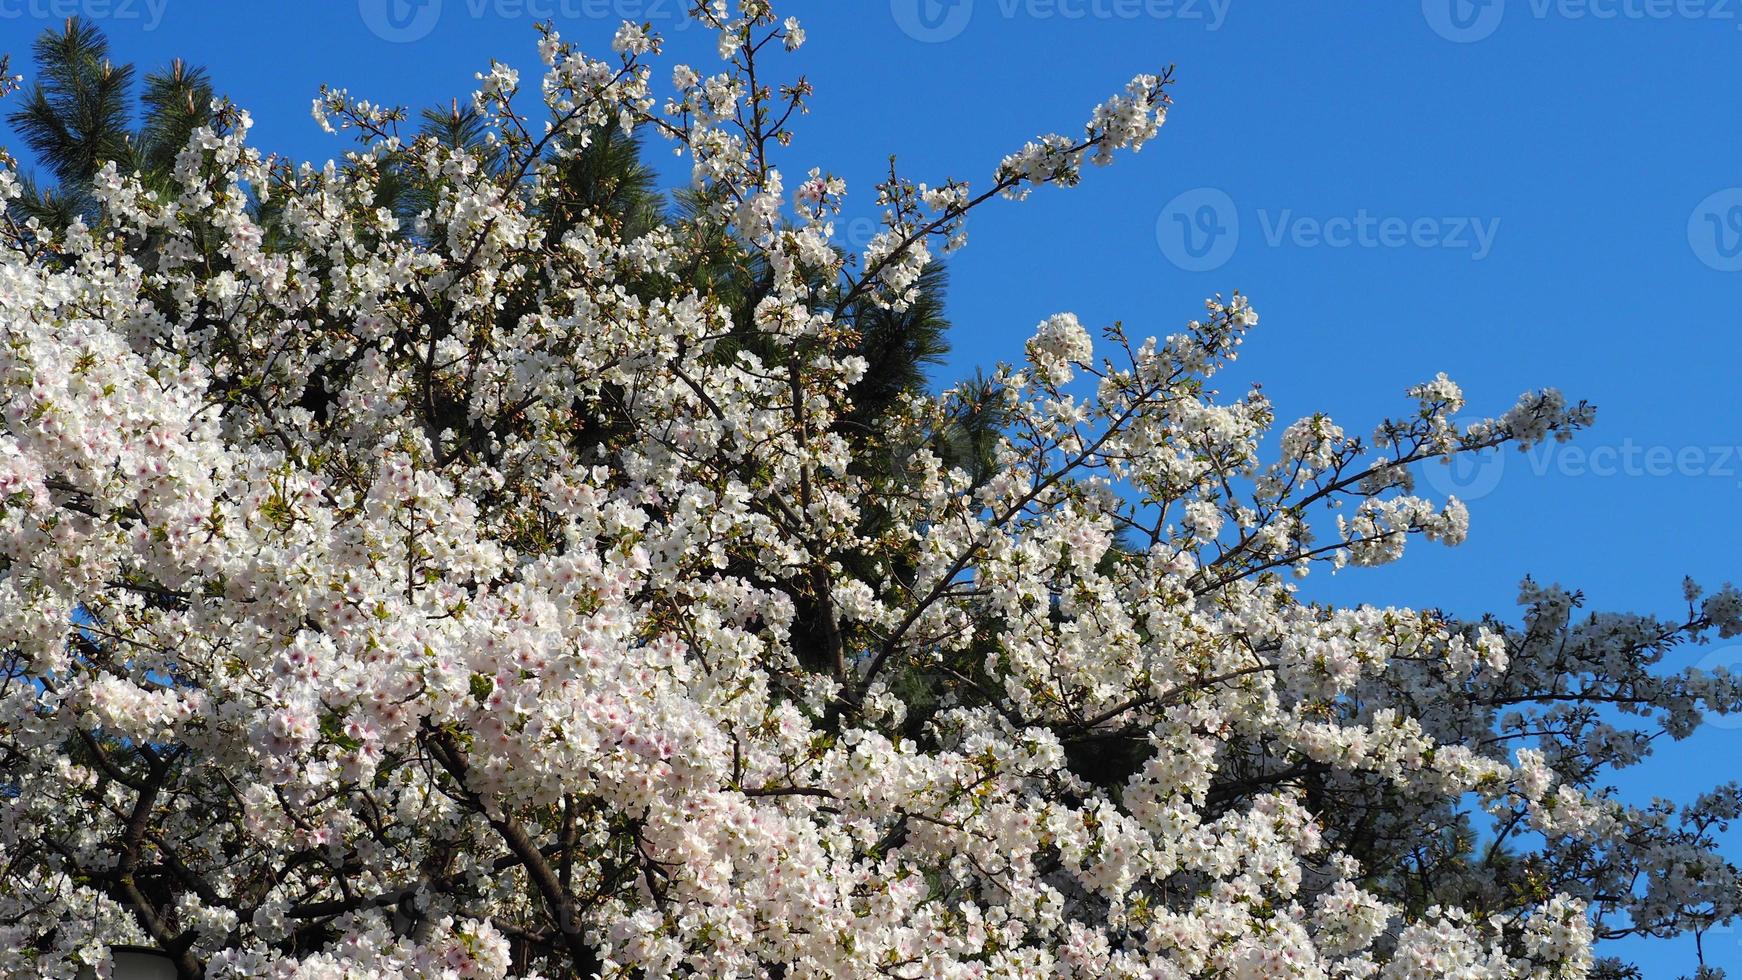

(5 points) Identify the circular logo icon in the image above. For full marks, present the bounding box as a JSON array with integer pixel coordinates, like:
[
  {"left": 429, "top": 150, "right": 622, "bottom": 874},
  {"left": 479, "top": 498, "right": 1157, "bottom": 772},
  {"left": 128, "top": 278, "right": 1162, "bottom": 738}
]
[
  {"left": 1156, "top": 187, "right": 1239, "bottom": 273},
  {"left": 1421, "top": 448, "right": 1506, "bottom": 501},
  {"left": 360, "top": 0, "right": 443, "bottom": 43},
  {"left": 1421, "top": 419, "right": 1507, "bottom": 501},
  {"left": 1422, "top": 0, "right": 1504, "bottom": 42},
  {"left": 891, "top": 0, "right": 974, "bottom": 43},
  {"left": 1695, "top": 644, "right": 1742, "bottom": 730},
  {"left": 1689, "top": 188, "right": 1742, "bottom": 272}
]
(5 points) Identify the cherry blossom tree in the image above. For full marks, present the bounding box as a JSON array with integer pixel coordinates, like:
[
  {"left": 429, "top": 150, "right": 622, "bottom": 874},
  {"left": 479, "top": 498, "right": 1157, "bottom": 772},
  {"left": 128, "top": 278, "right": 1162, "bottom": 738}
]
[{"left": 2, "top": 4, "right": 1741, "bottom": 977}]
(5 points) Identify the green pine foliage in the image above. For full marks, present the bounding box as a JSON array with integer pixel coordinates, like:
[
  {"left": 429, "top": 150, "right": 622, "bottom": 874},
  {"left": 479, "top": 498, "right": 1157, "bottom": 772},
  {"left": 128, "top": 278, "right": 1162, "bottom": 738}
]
[{"left": 7, "top": 17, "right": 214, "bottom": 230}]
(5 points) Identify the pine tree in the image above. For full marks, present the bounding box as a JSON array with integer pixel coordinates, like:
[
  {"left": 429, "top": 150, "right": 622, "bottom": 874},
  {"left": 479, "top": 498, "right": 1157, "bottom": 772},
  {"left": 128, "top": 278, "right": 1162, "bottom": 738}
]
[{"left": 6, "top": 17, "right": 214, "bottom": 232}]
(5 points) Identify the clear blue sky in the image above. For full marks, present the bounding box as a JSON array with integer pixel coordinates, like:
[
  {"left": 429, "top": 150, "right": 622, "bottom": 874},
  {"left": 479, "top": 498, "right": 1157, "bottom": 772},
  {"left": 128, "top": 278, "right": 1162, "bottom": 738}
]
[{"left": 4, "top": 0, "right": 1740, "bottom": 972}]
